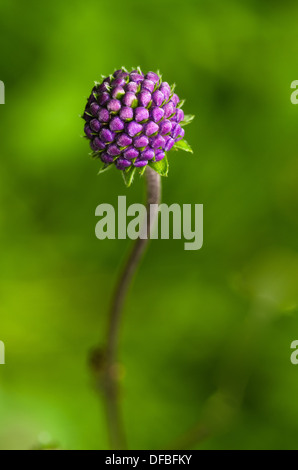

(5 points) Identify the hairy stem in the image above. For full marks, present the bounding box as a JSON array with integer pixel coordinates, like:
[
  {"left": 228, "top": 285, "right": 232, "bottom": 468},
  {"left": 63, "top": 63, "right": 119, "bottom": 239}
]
[{"left": 103, "top": 167, "right": 161, "bottom": 449}]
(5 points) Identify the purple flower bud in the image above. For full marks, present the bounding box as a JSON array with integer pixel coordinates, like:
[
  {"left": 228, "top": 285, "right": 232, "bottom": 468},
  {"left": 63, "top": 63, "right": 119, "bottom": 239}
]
[
  {"left": 144, "top": 121, "right": 159, "bottom": 136},
  {"left": 103, "top": 76, "right": 112, "bottom": 84},
  {"left": 84, "top": 124, "right": 93, "bottom": 139},
  {"left": 107, "top": 99, "right": 122, "bottom": 113},
  {"left": 171, "top": 123, "right": 182, "bottom": 139},
  {"left": 92, "top": 137, "right": 105, "bottom": 150},
  {"left": 135, "top": 107, "right": 149, "bottom": 123},
  {"left": 145, "top": 72, "right": 159, "bottom": 83},
  {"left": 112, "top": 77, "right": 126, "bottom": 88},
  {"left": 123, "top": 92, "right": 138, "bottom": 107},
  {"left": 116, "top": 133, "right": 132, "bottom": 147},
  {"left": 130, "top": 72, "right": 144, "bottom": 82},
  {"left": 140, "top": 148, "right": 155, "bottom": 160},
  {"left": 98, "top": 92, "right": 110, "bottom": 106},
  {"left": 109, "top": 116, "right": 125, "bottom": 132},
  {"left": 163, "top": 101, "right": 175, "bottom": 118},
  {"left": 90, "top": 119, "right": 101, "bottom": 132},
  {"left": 98, "top": 108, "right": 110, "bottom": 123},
  {"left": 134, "top": 135, "right": 149, "bottom": 148},
  {"left": 155, "top": 150, "right": 165, "bottom": 162},
  {"left": 90, "top": 102, "right": 100, "bottom": 116},
  {"left": 90, "top": 140, "right": 98, "bottom": 152},
  {"left": 101, "top": 152, "right": 114, "bottom": 164},
  {"left": 88, "top": 94, "right": 96, "bottom": 105},
  {"left": 164, "top": 136, "right": 175, "bottom": 151},
  {"left": 127, "top": 121, "right": 143, "bottom": 137},
  {"left": 142, "top": 79, "right": 155, "bottom": 93},
  {"left": 152, "top": 90, "right": 164, "bottom": 106},
  {"left": 99, "top": 128, "right": 115, "bottom": 143},
  {"left": 83, "top": 112, "right": 92, "bottom": 122},
  {"left": 160, "top": 82, "right": 171, "bottom": 93},
  {"left": 111, "top": 86, "right": 125, "bottom": 99},
  {"left": 123, "top": 146, "right": 139, "bottom": 160},
  {"left": 172, "top": 108, "right": 184, "bottom": 123},
  {"left": 125, "top": 81, "right": 138, "bottom": 93},
  {"left": 116, "top": 158, "right": 132, "bottom": 170},
  {"left": 150, "top": 106, "right": 164, "bottom": 123},
  {"left": 98, "top": 81, "right": 110, "bottom": 93},
  {"left": 150, "top": 135, "right": 165, "bottom": 149},
  {"left": 138, "top": 90, "right": 152, "bottom": 107},
  {"left": 119, "top": 106, "right": 134, "bottom": 121},
  {"left": 159, "top": 85, "right": 171, "bottom": 102},
  {"left": 134, "top": 159, "right": 148, "bottom": 167},
  {"left": 171, "top": 93, "right": 180, "bottom": 106},
  {"left": 107, "top": 144, "right": 121, "bottom": 156},
  {"left": 113, "top": 70, "right": 128, "bottom": 80},
  {"left": 159, "top": 119, "right": 172, "bottom": 135},
  {"left": 175, "top": 128, "right": 185, "bottom": 141}
]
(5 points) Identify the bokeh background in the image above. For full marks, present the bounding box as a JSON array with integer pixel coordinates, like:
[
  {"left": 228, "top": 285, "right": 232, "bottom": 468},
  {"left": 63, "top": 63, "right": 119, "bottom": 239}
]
[{"left": 0, "top": 0, "right": 298, "bottom": 450}]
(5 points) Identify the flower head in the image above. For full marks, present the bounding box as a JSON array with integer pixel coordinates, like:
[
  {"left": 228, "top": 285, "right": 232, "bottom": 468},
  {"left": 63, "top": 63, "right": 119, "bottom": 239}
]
[{"left": 82, "top": 67, "right": 194, "bottom": 185}]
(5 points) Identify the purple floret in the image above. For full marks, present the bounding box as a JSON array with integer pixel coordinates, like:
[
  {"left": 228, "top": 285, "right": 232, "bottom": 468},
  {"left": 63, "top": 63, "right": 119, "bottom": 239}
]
[
  {"left": 90, "top": 119, "right": 101, "bottom": 133},
  {"left": 144, "top": 121, "right": 159, "bottom": 137},
  {"left": 134, "top": 135, "right": 149, "bottom": 149},
  {"left": 116, "top": 133, "right": 132, "bottom": 148},
  {"left": 123, "top": 92, "right": 138, "bottom": 107},
  {"left": 135, "top": 107, "right": 149, "bottom": 123},
  {"left": 109, "top": 116, "right": 124, "bottom": 132},
  {"left": 123, "top": 146, "right": 139, "bottom": 160},
  {"left": 155, "top": 150, "right": 165, "bottom": 162},
  {"left": 127, "top": 121, "right": 143, "bottom": 137},
  {"left": 84, "top": 124, "right": 93, "bottom": 139},
  {"left": 116, "top": 158, "right": 132, "bottom": 170},
  {"left": 107, "top": 99, "right": 122, "bottom": 113},
  {"left": 152, "top": 90, "right": 164, "bottom": 106},
  {"left": 138, "top": 90, "right": 151, "bottom": 108}
]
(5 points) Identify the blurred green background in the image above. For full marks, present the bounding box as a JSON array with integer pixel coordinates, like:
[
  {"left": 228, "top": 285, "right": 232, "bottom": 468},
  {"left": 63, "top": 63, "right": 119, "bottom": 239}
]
[{"left": 0, "top": 0, "right": 298, "bottom": 450}]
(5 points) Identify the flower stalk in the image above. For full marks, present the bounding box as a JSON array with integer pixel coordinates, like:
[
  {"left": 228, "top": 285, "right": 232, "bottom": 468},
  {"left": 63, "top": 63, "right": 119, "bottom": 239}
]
[{"left": 92, "top": 167, "right": 161, "bottom": 449}]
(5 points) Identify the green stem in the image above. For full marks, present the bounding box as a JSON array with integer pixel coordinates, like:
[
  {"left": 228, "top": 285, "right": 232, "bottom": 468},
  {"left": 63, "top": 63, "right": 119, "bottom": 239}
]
[{"left": 102, "top": 167, "right": 161, "bottom": 449}]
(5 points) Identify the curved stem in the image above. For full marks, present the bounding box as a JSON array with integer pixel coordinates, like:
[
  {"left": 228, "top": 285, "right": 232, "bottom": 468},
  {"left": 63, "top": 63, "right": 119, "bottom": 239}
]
[{"left": 103, "top": 167, "right": 161, "bottom": 449}]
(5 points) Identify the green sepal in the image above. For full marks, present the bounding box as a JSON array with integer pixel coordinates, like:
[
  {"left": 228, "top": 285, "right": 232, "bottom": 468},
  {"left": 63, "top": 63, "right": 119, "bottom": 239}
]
[
  {"left": 122, "top": 165, "right": 136, "bottom": 187},
  {"left": 149, "top": 154, "right": 169, "bottom": 176},
  {"left": 98, "top": 164, "right": 113, "bottom": 174},
  {"left": 139, "top": 166, "right": 147, "bottom": 176},
  {"left": 90, "top": 150, "right": 103, "bottom": 158},
  {"left": 157, "top": 72, "right": 163, "bottom": 87},
  {"left": 177, "top": 99, "right": 185, "bottom": 109},
  {"left": 131, "top": 98, "right": 138, "bottom": 108},
  {"left": 173, "top": 139, "right": 193, "bottom": 153},
  {"left": 114, "top": 89, "right": 125, "bottom": 99},
  {"left": 181, "top": 114, "right": 195, "bottom": 126}
]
